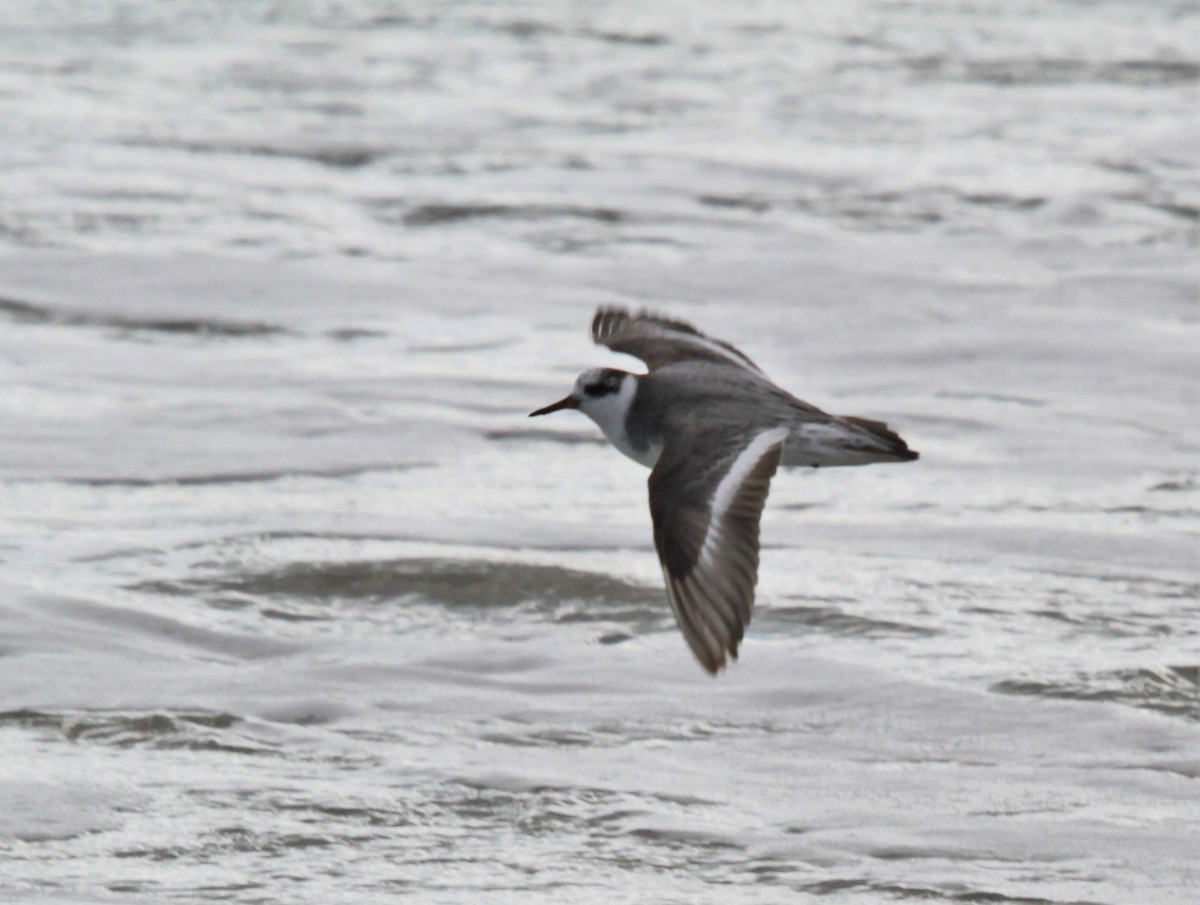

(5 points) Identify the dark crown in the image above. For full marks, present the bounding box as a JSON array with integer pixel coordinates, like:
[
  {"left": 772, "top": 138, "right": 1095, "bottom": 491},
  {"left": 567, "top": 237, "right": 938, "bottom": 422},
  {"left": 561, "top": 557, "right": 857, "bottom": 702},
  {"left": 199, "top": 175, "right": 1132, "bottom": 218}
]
[{"left": 582, "top": 368, "right": 625, "bottom": 398}]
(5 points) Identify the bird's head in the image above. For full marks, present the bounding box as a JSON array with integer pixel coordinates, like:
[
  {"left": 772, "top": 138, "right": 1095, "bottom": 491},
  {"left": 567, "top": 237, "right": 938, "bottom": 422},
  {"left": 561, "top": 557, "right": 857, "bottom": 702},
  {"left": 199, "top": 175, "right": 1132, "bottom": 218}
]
[{"left": 529, "top": 368, "right": 635, "bottom": 425}]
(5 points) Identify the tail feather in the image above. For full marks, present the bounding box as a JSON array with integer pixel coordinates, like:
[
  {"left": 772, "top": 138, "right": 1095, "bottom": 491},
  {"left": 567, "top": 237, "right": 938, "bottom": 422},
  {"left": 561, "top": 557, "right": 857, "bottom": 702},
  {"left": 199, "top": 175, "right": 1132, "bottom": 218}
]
[{"left": 844, "top": 416, "right": 919, "bottom": 462}]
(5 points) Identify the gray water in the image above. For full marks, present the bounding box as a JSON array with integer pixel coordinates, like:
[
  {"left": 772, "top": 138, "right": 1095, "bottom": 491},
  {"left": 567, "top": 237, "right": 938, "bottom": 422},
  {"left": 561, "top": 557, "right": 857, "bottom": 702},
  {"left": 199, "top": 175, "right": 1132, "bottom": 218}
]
[{"left": 1, "top": 2, "right": 1198, "bottom": 903}]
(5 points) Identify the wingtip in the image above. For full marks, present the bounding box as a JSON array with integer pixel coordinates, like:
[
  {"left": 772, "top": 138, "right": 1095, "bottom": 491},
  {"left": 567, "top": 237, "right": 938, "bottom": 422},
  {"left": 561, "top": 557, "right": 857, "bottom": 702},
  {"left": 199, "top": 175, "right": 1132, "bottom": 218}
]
[
  {"left": 590, "top": 305, "right": 632, "bottom": 342},
  {"left": 698, "top": 640, "right": 736, "bottom": 677}
]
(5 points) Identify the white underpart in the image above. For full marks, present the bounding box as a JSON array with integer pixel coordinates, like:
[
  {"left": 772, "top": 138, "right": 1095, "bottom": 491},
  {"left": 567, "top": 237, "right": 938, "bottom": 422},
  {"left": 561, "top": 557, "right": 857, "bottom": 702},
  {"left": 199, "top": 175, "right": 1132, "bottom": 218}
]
[
  {"left": 576, "top": 373, "right": 662, "bottom": 468},
  {"left": 698, "top": 427, "right": 788, "bottom": 568}
]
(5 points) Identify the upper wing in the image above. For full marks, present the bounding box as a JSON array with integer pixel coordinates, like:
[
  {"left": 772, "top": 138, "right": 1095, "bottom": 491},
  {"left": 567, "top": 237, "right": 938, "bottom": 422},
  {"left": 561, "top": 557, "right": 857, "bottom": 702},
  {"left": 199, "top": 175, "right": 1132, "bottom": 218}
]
[
  {"left": 648, "top": 425, "right": 788, "bottom": 674},
  {"left": 592, "top": 306, "right": 764, "bottom": 374}
]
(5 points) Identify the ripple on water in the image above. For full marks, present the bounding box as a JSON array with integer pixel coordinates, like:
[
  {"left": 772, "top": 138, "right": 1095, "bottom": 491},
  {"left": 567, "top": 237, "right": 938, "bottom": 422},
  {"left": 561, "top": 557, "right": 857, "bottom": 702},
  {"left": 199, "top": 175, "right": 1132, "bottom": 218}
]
[
  {"left": 0, "top": 708, "right": 276, "bottom": 755},
  {"left": 479, "top": 715, "right": 770, "bottom": 750},
  {"left": 0, "top": 294, "right": 285, "bottom": 337},
  {"left": 760, "top": 601, "right": 939, "bottom": 639},
  {"left": 110, "top": 777, "right": 756, "bottom": 895},
  {"left": 993, "top": 666, "right": 1200, "bottom": 722},
  {"left": 130, "top": 557, "right": 673, "bottom": 633}
]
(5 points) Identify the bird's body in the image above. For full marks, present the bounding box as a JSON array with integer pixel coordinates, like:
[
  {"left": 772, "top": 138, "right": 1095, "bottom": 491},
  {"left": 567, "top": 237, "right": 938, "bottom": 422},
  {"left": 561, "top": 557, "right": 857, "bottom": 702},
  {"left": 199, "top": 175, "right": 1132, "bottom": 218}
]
[
  {"left": 590, "top": 359, "right": 915, "bottom": 471},
  {"left": 531, "top": 308, "right": 917, "bottom": 674}
]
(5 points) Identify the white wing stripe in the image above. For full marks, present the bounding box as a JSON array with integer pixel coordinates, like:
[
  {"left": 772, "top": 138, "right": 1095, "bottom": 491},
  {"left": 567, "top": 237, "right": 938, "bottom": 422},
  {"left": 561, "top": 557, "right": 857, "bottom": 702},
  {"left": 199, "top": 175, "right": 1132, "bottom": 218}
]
[{"left": 699, "top": 427, "right": 788, "bottom": 569}]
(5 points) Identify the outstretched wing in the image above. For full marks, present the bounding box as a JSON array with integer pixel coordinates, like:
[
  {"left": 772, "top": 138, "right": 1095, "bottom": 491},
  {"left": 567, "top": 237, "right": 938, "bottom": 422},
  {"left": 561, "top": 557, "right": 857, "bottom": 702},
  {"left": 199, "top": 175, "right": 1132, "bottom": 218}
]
[
  {"left": 592, "top": 306, "right": 764, "bottom": 374},
  {"left": 648, "top": 425, "right": 787, "bottom": 674}
]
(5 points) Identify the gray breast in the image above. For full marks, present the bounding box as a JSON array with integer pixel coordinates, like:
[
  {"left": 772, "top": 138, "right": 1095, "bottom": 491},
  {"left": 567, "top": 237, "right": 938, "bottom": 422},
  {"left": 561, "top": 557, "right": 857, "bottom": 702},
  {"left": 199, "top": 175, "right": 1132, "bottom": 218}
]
[{"left": 624, "top": 376, "right": 666, "bottom": 458}]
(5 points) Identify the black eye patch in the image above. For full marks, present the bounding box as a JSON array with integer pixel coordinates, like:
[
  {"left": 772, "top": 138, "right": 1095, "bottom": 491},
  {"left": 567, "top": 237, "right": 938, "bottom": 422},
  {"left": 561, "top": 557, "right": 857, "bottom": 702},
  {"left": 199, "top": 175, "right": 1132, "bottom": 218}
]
[{"left": 584, "top": 370, "right": 622, "bottom": 397}]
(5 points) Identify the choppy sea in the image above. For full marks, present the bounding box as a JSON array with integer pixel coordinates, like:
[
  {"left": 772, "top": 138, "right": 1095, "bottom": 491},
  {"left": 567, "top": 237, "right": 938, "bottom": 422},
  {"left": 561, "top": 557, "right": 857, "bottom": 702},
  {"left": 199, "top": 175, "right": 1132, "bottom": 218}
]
[{"left": 1, "top": 2, "right": 1198, "bottom": 903}]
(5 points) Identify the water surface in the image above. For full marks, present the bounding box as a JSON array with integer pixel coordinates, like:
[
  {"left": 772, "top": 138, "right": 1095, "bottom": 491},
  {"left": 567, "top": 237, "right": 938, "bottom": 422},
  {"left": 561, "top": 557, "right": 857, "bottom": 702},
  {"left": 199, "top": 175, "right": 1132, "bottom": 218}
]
[{"left": 1, "top": 2, "right": 1198, "bottom": 903}]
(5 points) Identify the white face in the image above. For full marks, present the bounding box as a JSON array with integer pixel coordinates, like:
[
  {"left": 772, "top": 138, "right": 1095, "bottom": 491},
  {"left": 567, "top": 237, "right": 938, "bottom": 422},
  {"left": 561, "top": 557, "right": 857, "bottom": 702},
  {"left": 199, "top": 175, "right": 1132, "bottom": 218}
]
[
  {"left": 573, "top": 364, "right": 628, "bottom": 403},
  {"left": 532, "top": 367, "right": 654, "bottom": 465},
  {"left": 573, "top": 367, "right": 628, "bottom": 422},
  {"left": 573, "top": 368, "right": 656, "bottom": 466}
]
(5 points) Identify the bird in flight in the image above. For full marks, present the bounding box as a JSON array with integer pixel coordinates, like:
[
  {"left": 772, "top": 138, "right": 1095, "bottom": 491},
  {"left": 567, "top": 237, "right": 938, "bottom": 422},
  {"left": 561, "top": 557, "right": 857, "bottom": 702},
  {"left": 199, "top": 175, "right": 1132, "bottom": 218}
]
[{"left": 530, "top": 307, "right": 918, "bottom": 674}]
